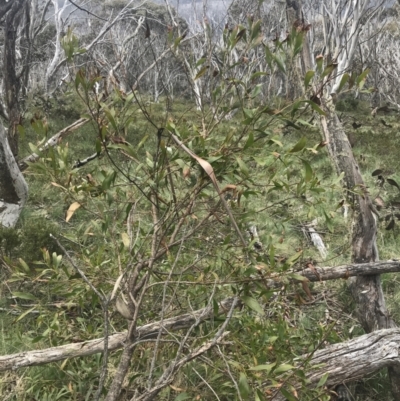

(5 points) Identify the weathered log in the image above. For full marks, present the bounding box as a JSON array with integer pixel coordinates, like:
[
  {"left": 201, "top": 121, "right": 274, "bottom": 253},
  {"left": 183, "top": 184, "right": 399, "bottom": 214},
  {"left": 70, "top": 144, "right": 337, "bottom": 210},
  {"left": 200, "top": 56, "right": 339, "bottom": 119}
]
[
  {"left": 297, "top": 260, "right": 400, "bottom": 282},
  {"left": 308, "top": 328, "right": 400, "bottom": 385},
  {"left": 274, "top": 328, "right": 400, "bottom": 400},
  {"left": 0, "top": 297, "right": 235, "bottom": 372}
]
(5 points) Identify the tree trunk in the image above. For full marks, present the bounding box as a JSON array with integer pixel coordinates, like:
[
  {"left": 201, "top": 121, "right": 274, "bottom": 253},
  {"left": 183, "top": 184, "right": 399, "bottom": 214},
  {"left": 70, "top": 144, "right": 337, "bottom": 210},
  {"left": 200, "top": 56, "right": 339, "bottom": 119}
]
[
  {"left": 4, "top": 0, "right": 27, "bottom": 157},
  {"left": 0, "top": 123, "right": 28, "bottom": 227},
  {"left": 286, "top": 0, "right": 312, "bottom": 100},
  {"left": 318, "top": 98, "right": 400, "bottom": 399}
]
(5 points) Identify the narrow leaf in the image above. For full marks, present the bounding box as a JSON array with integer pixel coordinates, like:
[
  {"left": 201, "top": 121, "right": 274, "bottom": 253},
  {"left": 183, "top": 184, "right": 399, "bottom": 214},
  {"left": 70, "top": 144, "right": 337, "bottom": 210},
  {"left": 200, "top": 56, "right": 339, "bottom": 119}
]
[
  {"left": 244, "top": 132, "right": 254, "bottom": 150},
  {"left": 15, "top": 306, "right": 37, "bottom": 323},
  {"left": 306, "top": 100, "right": 326, "bottom": 115},
  {"left": 12, "top": 292, "right": 36, "bottom": 300},
  {"left": 275, "top": 364, "right": 295, "bottom": 374},
  {"left": 174, "top": 393, "right": 191, "bottom": 401},
  {"left": 304, "top": 70, "right": 314, "bottom": 88},
  {"left": 236, "top": 157, "right": 249, "bottom": 177},
  {"left": 321, "top": 63, "right": 338, "bottom": 78},
  {"left": 250, "top": 363, "right": 276, "bottom": 372},
  {"left": 301, "top": 158, "right": 313, "bottom": 182},
  {"left": 387, "top": 178, "right": 400, "bottom": 191},
  {"left": 317, "top": 372, "right": 329, "bottom": 388},
  {"left": 289, "top": 137, "right": 307, "bottom": 153},
  {"left": 194, "top": 66, "right": 209, "bottom": 80},
  {"left": 238, "top": 373, "right": 251, "bottom": 399},
  {"left": 241, "top": 296, "right": 264, "bottom": 314},
  {"left": 337, "top": 73, "right": 350, "bottom": 93},
  {"left": 280, "top": 388, "right": 298, "bottom": 401},
  {"left": 356, "top": 69, "right": 370, "bottom": 90}
]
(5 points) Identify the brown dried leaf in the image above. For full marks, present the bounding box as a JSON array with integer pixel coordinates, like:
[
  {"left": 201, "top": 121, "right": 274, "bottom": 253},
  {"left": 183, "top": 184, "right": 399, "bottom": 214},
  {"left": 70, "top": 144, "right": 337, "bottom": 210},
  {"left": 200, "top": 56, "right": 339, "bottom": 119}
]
[{"left": 66, "top": 202, "right": 81, "bottom": 222}]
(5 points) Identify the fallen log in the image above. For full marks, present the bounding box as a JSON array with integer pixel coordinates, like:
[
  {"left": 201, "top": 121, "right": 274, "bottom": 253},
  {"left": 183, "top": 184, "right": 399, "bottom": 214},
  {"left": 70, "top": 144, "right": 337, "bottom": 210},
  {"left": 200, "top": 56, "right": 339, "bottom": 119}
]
[
  {"left": 0, "top": 297, "right": 235, "bottom": 372},
  {"left": 293, "top": 259, "right": 400, "bottom": 282},
  {"left": 274, "top": 328, "right": 400, "bottom": 400}
]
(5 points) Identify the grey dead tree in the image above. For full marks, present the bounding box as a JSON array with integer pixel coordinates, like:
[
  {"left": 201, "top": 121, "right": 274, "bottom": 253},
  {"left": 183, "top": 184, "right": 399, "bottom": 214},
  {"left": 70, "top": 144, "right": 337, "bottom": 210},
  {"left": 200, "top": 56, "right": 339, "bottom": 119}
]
[{"left": 289, "top": 0, "right": 400, "bottom": 398}]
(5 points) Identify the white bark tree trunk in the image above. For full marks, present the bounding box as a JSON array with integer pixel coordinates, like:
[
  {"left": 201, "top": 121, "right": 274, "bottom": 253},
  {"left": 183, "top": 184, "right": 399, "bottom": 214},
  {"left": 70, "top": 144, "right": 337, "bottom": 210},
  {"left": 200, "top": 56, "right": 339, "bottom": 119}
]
[{"left": 0, "top": 124, "right": 28, "bottom": 227}]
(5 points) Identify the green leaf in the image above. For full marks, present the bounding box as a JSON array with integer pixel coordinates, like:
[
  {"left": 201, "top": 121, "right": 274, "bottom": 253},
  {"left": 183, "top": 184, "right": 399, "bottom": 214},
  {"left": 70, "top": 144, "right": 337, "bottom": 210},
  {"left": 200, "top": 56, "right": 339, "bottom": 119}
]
[
  {"left": 244, "top": 132, "right": 254, "bottom": 150},
  {"left": 104, "top": 109, "right": 117, "bottom": 130},
  {"left": 194, "top": 66, "right": 209, "bottom": 80},
  {"left": 306, "top": 100, "right": 326, "bottom": 115},
  {"left": 250, "top": 363, "right": 276, "bottom": 373},
  {"left": 356, "top": 69, "right": 370, "bottom": 90},
  {"left": 173, "top": 36, "right": 182, "bottom": 49},
  {"left": 324, "top": 210, "right": 334, "bottom": 232},
  {"left": 251, "top": 71, "right": 269, "bottom": 80},
  {"left": 273, "top": 55, "right": 286, "bottom": 73},
  {"left": 251, "top": 20, "right": 262, "bottom": 41},
  {"left": 317, "top": 372, "right": 329, "bottom": 388},
  {"left": 304, "top": 70, "right": 314, "bottom": 88},
  {"left": 279, "top": 387, "right": 298, "bottom": 401},
  {"left": 18, "top": 258, "right": 30, "bottom": 273},
  {"left": 285, "top": 250, "right": 303, "bottom": 267},
  {"left": 289, "top": 137, "right": 306, "bottom": 153},
  {"left": 12, "top": 292, "right": 36, "bottom": 300},
  {"left": 28, "top": 142, "right": 39, "bottom": 154},
  {"left": 292, "top": 31, "right": 303, "bottom": 56},
  {"left": 251, "top": 84, "right": 263, "bottom": 98},
  {"left": 256, "top": 389, "right": 267, "bottom": 401},
  {"left": 236, "top": 157, "right": 249, "bottom": 177},
  {"left": 287, "top": 273, "right": 308, "bottom": 282},
  {"left": 95, "top": 138, "right": 102, "bottom": 155},
  {"left": 195, "top": 57, "right": 207, "bottom": 67},
  {"left": 275, "top": 364, "right": 295, "bottom": 374},
  {"left": 238, "top": 373, "right": 251, "bottom": 399},
  {"left": 337, "top": 73, "right": 350, "bottom": 93},
  {"left": 321, "top": 63, "right": 338, "bottom": 78},
  {"left": 174, "top": 393, "right": 191, "bottom": 401},
  {"left": 264, "top": 46, "right": 273, "bottom": 69},
  {"left": 301, "top": 158, "right": 313, "bottom": 182},
  {"left": 241, "top": 296, "right": 264, "bottom": 314},
  {"left": 15, "top": 307, "right": 37, "bottom": 323},
  {"left": 243, "top": 108, "right": 254, "bottom": 119}
]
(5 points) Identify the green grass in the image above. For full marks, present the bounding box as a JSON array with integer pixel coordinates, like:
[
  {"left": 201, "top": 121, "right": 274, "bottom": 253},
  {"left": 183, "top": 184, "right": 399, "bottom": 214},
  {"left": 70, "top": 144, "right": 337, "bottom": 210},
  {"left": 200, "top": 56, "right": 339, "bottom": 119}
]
[{"left": 1, "top": 93, "right": 400, "bottom": 400}]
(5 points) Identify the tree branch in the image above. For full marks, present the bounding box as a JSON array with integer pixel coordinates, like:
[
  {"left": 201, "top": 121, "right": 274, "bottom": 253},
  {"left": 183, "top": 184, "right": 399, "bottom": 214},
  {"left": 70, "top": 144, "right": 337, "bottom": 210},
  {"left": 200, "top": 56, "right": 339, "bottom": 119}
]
[{"left": 18, "top": 117, "right": 90, "bottom": 170}]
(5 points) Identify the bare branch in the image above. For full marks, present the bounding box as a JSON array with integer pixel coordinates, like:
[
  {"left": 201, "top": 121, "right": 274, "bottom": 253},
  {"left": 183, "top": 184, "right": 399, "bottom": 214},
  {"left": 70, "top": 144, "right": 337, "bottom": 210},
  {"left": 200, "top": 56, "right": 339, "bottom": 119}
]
[
  {"left": 67, "top": 0, "right": 108, "bottom": 21},
  {"left": 18, "top": 117, "right": 90, "bottom": 170}
]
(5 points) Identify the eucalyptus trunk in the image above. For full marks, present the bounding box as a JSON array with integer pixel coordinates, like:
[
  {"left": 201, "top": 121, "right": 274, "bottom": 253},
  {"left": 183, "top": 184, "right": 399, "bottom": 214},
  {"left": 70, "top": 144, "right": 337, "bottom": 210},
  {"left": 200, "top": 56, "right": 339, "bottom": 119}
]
[
  {"left": 0, "top": 124, "right": 28, "bottom": 227},
  {"left": 319, "top": 98, "right": 400, "bottom": 399},
  {"left": 4, "top": 0, "right": 27, "bottom": 156}
]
